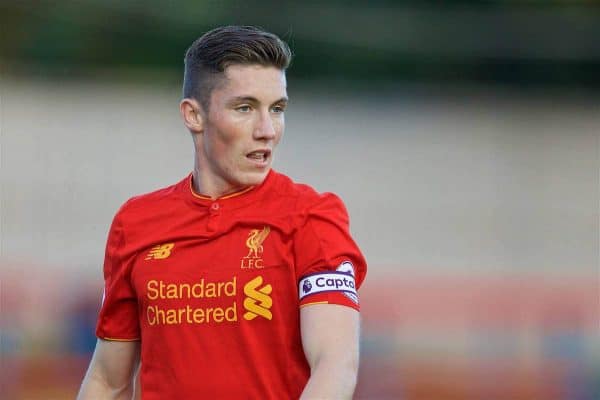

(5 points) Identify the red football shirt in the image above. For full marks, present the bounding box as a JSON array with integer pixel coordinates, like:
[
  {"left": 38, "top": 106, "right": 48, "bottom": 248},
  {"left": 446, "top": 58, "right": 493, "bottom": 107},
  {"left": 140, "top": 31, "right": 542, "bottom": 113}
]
[{"left": 96, "top": 170, "right": 367, "bottom": 399}]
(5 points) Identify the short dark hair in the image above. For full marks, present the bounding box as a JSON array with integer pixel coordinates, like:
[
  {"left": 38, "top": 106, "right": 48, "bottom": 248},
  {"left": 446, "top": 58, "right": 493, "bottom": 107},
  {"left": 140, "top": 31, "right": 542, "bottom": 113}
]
[{"left": 183, "top": 26, "right": 292, "bottom": 110}]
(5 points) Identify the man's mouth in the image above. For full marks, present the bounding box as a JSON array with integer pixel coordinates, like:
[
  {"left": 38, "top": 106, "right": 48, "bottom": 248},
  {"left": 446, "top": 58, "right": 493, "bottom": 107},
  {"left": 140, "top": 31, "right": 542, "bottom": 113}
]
[{"left": 246, "top": 150, "right": 271, "bottom": 163}]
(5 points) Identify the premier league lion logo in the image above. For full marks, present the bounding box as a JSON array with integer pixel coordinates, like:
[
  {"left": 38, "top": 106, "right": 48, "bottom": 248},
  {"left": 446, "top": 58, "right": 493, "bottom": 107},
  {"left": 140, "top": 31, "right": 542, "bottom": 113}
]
[{"left": 302, "top": 280, "right": 312, "bottom": 294}]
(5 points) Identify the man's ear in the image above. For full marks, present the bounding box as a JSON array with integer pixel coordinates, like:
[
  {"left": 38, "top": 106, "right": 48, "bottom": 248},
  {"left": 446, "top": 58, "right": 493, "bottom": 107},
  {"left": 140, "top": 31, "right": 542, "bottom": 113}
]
[{"left": 180, "top": 98, "right": 204, "bottom": 133}]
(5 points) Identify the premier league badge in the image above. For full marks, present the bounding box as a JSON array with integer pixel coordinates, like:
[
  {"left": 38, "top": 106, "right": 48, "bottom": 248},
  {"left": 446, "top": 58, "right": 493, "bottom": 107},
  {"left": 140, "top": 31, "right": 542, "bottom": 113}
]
[{"left": 302, "top": 280, "right": 312, "bottom": 294}]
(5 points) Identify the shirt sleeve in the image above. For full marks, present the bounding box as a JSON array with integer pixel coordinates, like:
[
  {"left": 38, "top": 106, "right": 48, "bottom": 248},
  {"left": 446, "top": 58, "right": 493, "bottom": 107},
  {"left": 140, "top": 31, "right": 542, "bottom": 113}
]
[
  {"left": 95, "top": 209, "right": 140, "bottom": 341},
  {"left": 294, "top": 193, "right": 367, "bottom": 311}
]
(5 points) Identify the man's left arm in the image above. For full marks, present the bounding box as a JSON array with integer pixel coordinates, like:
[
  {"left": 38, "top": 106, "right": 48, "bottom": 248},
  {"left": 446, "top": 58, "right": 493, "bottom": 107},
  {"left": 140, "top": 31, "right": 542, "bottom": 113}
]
[{"left": 300, "top": 303, "right": 360, "bottom": 400}]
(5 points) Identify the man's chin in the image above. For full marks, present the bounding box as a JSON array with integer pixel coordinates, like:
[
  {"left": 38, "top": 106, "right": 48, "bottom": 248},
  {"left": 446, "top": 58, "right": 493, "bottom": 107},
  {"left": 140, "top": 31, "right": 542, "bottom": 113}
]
[{"left": 236, "top": 169, "right": 270, "bottom": 187}]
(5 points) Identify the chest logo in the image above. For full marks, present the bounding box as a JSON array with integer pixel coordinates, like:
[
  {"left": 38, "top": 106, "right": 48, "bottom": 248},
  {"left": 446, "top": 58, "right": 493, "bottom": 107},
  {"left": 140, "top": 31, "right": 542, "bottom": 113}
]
[
  {"left": 243, "top": 276, "right": 273, "bottom": 320},
  {"left": 241, "top": 226, "right": 270, "bottom": 269},
  {"left": 145, "top": 243, "right": 175, "bottom": 260}
]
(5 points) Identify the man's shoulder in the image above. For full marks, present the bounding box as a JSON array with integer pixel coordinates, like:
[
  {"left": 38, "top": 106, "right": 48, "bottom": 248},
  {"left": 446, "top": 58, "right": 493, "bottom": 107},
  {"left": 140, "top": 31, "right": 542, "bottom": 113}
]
[
  {"left": 269, "top": 170, "right": 345, "bottom": 212},
  {"left": 116, "top": 176, "right": 187, "bottom": 218},
  {"left": 270, "top": 170, "right": 320, "bottom": 201}
]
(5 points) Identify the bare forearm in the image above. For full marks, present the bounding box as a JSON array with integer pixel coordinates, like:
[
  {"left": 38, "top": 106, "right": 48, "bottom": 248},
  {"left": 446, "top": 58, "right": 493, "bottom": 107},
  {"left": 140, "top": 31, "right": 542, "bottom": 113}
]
[
  {"left": 300, "top": 305, "right": 360, "bottom": 399},
  {"left": 300, "top": 358, "right": 358, "bottom": 400},
  {"left": 78, "top": 339, "right": 140, "bottom": 400},
  {"left": 77, "top": 371, "right": 134, "bottom": 400}
]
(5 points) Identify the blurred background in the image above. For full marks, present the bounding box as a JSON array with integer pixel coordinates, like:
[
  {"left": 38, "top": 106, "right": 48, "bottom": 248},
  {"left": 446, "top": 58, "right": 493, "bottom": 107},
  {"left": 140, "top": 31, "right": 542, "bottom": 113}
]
[{"left": 1, "top": 1, "right": 598, "bottom": 399}]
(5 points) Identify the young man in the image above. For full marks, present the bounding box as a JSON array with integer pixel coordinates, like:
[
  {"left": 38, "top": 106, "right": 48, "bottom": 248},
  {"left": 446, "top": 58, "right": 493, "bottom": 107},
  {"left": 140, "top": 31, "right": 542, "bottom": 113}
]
[{"left": 78, "top": 26, "right": 367, "bottom": 399}]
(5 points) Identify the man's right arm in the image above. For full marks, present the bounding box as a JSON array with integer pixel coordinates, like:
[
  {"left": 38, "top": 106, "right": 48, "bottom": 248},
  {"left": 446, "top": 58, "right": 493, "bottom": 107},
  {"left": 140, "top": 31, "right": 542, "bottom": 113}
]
[{"left": 77, "top": 338, "right": 140, "bottom": 400}]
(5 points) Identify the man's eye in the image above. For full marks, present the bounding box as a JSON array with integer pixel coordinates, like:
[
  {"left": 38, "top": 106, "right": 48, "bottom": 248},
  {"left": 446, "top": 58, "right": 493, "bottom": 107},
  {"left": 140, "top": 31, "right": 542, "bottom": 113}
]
[
  {"left": 236, "top": 105, "right": 251, "bottom": 112},
  {"left": 272, "top": 105, "right": 286, "bottom": 113}
]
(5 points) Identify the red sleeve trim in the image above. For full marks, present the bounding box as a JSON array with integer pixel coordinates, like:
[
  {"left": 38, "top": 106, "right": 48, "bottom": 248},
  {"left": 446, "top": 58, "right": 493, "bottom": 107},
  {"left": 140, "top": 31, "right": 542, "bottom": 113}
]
[
  {"left": 299, "top": 301, "right": 329, "bottom": 308},
  {"left": 299, "top": 291, "right": 360, "bottom": 311},
  {"left": 98, "top": 336, "right": 141, "bottom": 342}
]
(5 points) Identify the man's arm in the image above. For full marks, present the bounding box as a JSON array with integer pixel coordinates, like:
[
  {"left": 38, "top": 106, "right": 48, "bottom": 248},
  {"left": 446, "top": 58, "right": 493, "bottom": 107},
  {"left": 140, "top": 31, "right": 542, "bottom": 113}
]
[
  {"left": 77, "top": 338, "right": 140, "bottom": 400},
  {"left": 300, "top": 304, "right": 360, "bottom": 400}
]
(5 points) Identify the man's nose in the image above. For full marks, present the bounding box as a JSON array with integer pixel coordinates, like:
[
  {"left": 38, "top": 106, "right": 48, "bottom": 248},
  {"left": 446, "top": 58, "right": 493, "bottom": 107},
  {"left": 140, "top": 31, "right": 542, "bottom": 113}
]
[{"left": 254, "top": 111, "right": 277, "bottom": 140}]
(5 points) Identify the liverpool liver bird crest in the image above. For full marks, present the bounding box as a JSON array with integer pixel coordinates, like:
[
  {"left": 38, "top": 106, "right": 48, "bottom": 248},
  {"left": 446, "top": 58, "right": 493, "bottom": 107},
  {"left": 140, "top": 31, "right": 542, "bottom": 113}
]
[{"left": 245, "top": 226, "right": 270, "bottom": 258}]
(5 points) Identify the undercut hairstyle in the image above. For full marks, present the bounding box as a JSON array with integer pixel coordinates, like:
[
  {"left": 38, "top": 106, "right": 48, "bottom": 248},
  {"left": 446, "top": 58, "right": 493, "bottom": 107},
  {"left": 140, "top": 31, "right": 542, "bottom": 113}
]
[{"left": 183, "top": 25, "right": 292, "bottom": 111}]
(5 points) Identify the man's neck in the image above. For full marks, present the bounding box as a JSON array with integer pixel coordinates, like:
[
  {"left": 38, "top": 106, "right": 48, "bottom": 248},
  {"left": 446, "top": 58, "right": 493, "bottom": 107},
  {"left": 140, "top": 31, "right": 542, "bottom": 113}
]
[{"left": 191, "top": 169, "right": 250, "bottom": 200}]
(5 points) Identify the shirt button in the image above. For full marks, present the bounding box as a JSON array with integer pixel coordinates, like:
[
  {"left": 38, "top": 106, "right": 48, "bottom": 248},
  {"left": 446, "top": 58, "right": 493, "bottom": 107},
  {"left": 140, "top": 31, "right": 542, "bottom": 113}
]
[{"left": 211, "top": 203, "right": 220, "bottom": 211}]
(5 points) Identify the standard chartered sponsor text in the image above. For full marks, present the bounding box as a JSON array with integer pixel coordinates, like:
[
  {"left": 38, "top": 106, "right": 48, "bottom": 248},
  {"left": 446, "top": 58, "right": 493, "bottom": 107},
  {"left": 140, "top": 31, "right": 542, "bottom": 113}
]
[{"left": 146, "top": 277, "right": 238, "bottom": 325}]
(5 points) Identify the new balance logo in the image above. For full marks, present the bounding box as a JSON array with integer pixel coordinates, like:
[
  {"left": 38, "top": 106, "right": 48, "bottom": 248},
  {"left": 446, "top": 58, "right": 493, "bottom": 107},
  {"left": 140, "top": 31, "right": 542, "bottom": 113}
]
[
  {"left": 243, "top": 276, "right": 272, "bottom": 320},
  {"left": 145, "top": 243, "right": 174, "bottom": 260}
]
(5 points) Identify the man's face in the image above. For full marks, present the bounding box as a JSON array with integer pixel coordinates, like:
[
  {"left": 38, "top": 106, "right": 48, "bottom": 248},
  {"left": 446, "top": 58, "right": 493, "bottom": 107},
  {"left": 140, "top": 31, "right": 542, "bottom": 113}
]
[{"left": 197, "top": 64, "right": 288, "bottom": 194}]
